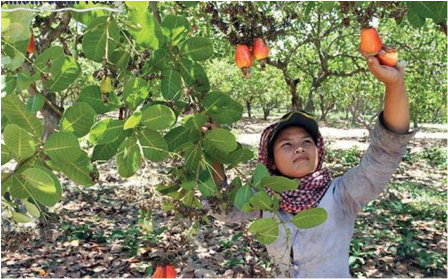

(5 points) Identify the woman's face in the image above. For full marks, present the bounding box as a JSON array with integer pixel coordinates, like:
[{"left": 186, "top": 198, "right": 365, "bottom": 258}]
[{"left": 272, "top": 126, "right": 319, "bottom": 178}]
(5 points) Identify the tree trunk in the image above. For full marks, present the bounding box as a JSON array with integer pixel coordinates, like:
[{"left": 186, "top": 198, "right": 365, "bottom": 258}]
[
  {"left": 290, "top": 83, "right": 301, "bottom": 110},
  {"left": 262, "top": 106, "right": 270, "bottom": 120},
  {"left": 246, "top": 100, "right": 252, "bottom": 118},
  {"left": 304, "top": 88, "right": 315, "bottom": 113}
]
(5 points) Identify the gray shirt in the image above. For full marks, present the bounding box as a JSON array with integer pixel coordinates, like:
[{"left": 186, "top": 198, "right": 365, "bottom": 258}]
[{"left": 211, "top": 113, "right": 417, "bottom": 278}]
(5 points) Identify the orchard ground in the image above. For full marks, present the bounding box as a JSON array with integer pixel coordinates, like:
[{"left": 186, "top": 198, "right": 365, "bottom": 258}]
[{"left": 1, "top": 114, "right": 447, "bottom": 278}]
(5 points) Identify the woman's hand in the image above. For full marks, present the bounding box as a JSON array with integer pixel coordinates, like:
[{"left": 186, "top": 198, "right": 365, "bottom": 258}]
[{"left": 361, "top": 49, "right": 406, "bottom": 86}]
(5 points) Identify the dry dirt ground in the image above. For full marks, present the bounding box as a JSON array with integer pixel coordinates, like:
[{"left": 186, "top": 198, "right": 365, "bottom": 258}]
[{"left": 1, "top": 117, "right": 447, "bottom": 278}]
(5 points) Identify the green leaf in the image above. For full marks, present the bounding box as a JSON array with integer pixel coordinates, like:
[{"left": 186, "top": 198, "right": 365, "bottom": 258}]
[
  {"left": 1, "top": 94, "right": 43, "bottom": 140},
  {"left": 124, "top": 111, "right": 142, "bottom": 130},
  {"left": 407, "top": 1, "right": 447, "bottom": 22},
  {"left": 178, "top": 58, "right": 210, "bottom": 93},
  {"left": 248, "top": 218, "right": 279, "bottom": 245},
  {"left": 150, "top": 49, "right": 171, "bottom": 70},
  {"left": 109, "top": 50, "right": 131, "bottom": 80},
  {"left": 198, "top": 170, "right": 217, "bottom": 198},
  {"left": 71, "top": 1, "right": 111, "bottom": 26},
  {"left": 290, "top": 207, "right": 328, "bottom": 229},
  {"left": 34, "top": 45, "right": 65, "bottom": 75},
  {"left": 161, "top": 68, "right": 183, "bottom": 101},
  {"left": 123, "top": 78, "right": 149, "bottom": 110},
  {"left": 183, "top": 114, "right": 208, "bottom": 130},
  {"left": 127, "top": 9, "right": 165, "bottom": 49},
  {"left": 229, "top": 147, "right": 254, "bottom": 165},
  {"left": 204, "top": 128, "right": 238, "bottom": 153},
  {"left": 252, "top": 163, "right": 270, "bottom": 190},
  {"left": 82, "top": 16, "right": 121, "bottom": 62},
  {"left": 184, "top": 144, "right": 203, "bottom": 172},
  {"left": 16, "top": 69, "right": 32, "bottom": 91},
  {"left": 249, "top": 191, "right": 274, "bottom": 211},
  {"left": 46, "top": 56, "right": 81, "bottom": 92},
  {"left": 181, "top": 1, "right": 199, "bottom": 8},
  {"left": 20, "top": 168, "right": 59, "bottom": 207},
  {"left": 234, "top": 185, "right": 253, "bottom": 211},
  {"left": 1, "top": 5, "right": 33, "bottom": 43},
  {"left": 181, "top": 180, "right": 196, "bottom": 191},
  {"left": 164, "top": 126, "right": 191, "bottom": 152},
  {"left": 125, "top": 1, "right": 149, "bottom": 10},
  {"left": 6, "top": 174, "right": 30, "bottom": 199},
  {"left": 4, "top": 124, "right": 35, "bottom": 161},
  {"left": 261, "top": 176, "right": 299, "bottom": 193},
  {"left": 407, "top": 5, "right": 427, "bottom": 28},
  {"left": 1, "top": 75, "right": 17, "bottom": 94},
  {"left": 24, "top": 200, "right": 40, "bottom": 218},
  {"left": 116, "top": 136, "right": 141, "bottom": 178},
  {"left": 12, "top": 212, "right": 32, "bottom": 223},
  {"left": 162, "top": 15, "right": 190, "bottom": 46},
  {"left": 181, "top": 37, "right": 213, "bottom": 61},
  {"left": 1, "top": 144, "right": 13, "bottom": 165},
  {"left": 55, "top": 151, "right": 95, "bottom": 186},
  {"left": 60, "top": 102, "right": 97, "bottom": 138},
  {"left": 138, "top": 129, "right": 169, "bottom": 162},
  {"left": 25, "top": 94, "right": 45, "bottom": 113},
  {"left": 322, "top": 1, "right": 335, "bottom": 11},
  {"left": 141, "top": 104, "right": 176, "bottom": 130},
  {"left": 34, "top": 166, "right": 62, "bottom": 206},
  {"left": 203, "top": 92, "right": 243, "bottom": 124},
  {"left": 89, "top": 119, "right": 124, "bottom": 145},
  {"left": 44, "top": 132, "right": 82, "bottom": 163},
  {"left": 92, "top": 133, "right": 125, "bottom": 162},
  {"left": 78, "top": 85, "right": 116, "bottom": 114}
]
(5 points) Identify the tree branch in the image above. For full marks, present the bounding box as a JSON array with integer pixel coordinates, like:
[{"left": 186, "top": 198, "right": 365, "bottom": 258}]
[{"left": 150, "top": 2, "right": 162, "bottom": 24}]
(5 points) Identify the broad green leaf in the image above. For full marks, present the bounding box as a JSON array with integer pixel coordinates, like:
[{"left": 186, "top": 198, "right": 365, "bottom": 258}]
[
  {"left": 181, "top": 190, "right": 195, "bottom": 207},
  {"left": 56, "top": 152, "right": 95, "bottom": 186},
  {"left": 109, "top": 50, "right": 131, "bottom": 80},
  {"left": 184, "top": 144, "right": 202, "bottom": 172},
  {"left": 44, "top": 132, "right": 82, "bottom": 163},
  {"left": 230, "top": 147, "right": 254, "bottom": 165},
  {"left": 71, "top": 1, "right": 111, "bottom": 26},
  {"left": 248, "top": 218, "right": 279, "bottom": 245},
  {"left": 261, "top": 176, "right": 299, "bottom": 193},
  {"left": 1, "top": 94, "right": 43, "bottom": 140},
  {"left": 92, "top": 133, "right": 126, "bottom": 162},
  {"left": 82, "top": 16, "right": 121, "bottom": 62},
  {"left": 21, "top": 168, "right": 59, "bottom": 207},
  {"left": 234, "top": 185, "right": 253, "bottom": 211},
  {"left": 89, "top": 119, "right": 124, "bottom": 144},
  {"left": 161, "top": 15, "right": 190, "bottom": 46},
  {"left": 252, "top": 163, "right": 270, "bottom": 190},
  {"left": 161, "top": 68, "right": 183, "bottom": 101},
  {"left": 1, "top": 4, "right": 33, "bottom": 43},
  {"left": 78, "top": 85, "right": 116, "bottom": 114},
  {"left": 16, "top": 69, "right": 32, "bottom": 91},
  {"left": 24, "top": 200, "right": 40, "bottom": 218},
  {"left": 181, "top": 37, "right": 213, "bottom": 61},
  {"left": 150, "top": 48, "right": 170, "bottom": 70},
  {"left": 4, "top": 124, "right": 35, "bottom": 161},
  {"left": 407, "top": 6, "right": 426, "bottom": 28},
  {"left": 116, "top": 136, "right": 141, "bottom": 178},
  {"left": 183, "top": 114, "right": 208, "bottom": 130},
  {"left": 249, "top": 191, "right": 274, "bottom": 211},
  {"left": 7, "top": 174, "right": 30, "bottom": 199},
  {"left": 141, "top": 104, "right": 176, "bottom": 130},
  {"left": 125, "top": 1, "right": 149, "bottom": 10},
  {"left": 164, "top": 126, "right": 191, "bottom": 152},
  {"left": 181, "top": 180, "right": 196, "bottom": 191},
  {"left": 1, "top": 39, "right": 28, "bottom": 71},
  {"left": 46, "top": 56, "right": 81, "bottom": 92},
  {"left": 34, "top": 166, "right": 62, "bottom": 206},
  {"left": 182, "top": 1, "right": 199, "bottom": 8},
  {"left": 60, "top": 102, "right": 97, "bottom": 138},
  {"left": 1, "top": 75, "right": 17, "bottom": 94},
  {"left": 291, "top": 207, "right": 328, "bottom": 229},
  {"left": 12, "top": 212, "right": 31, "bottom": 223},
  {"left": 138, "top": 129, "right": 169, "bottom": 162},
  {"left": 322, "top": 1, "right": 335, "bottom": 11},
  {"left": 25, "top": 94, "right": 45, "bottom": 113},
  {"left": 203, "top": 92, "right": 243, "bottom": 124},
  {"left": 124, "top": 111, "right": 142, "bottom": 130},
  {"left": 203, "top": 142, "right": 234, "bottom": 165},
  {"left": 407, "top": 1, "right": 447, "bottom": 22},
  {"left": 35, "top": 46, "right": 65, "bottom": 76},
  {"left": 127, "top": 9, "right": 165, "bottom": 49},
  {"left": 198, "top": 170, "right": 217, "bottom": 198},
  {"left": 204, "top": 128, "right": 238, "bottom": 153},
  {"left": 123, "top": 78, "right": 149, "bottom": 110},
  {"left": 1, "top": 144, "right": 13, "bottom": 165}
]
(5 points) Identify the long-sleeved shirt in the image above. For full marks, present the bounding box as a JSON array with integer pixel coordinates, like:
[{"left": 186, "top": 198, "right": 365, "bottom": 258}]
[{"left": 210, "top": 112, "right": 417, "bottom": 278}]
